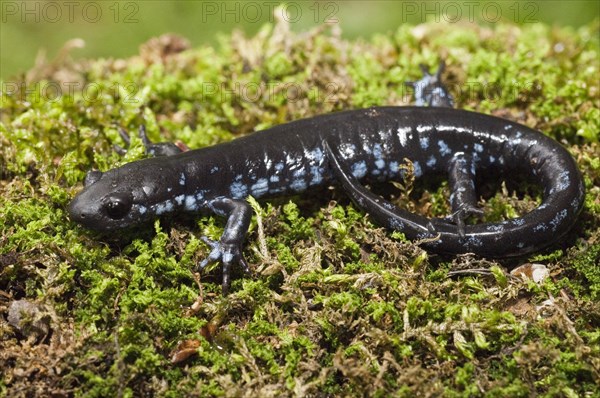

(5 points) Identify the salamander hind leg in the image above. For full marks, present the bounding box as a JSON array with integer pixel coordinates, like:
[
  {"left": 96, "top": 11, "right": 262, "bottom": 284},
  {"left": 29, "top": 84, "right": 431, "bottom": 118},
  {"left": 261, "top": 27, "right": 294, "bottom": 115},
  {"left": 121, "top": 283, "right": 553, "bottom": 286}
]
[
  {"left": 447, "top": 153, "right": 484, "bottom": 237},
  {"left": 198, "top": 198, "right": 252, "bottom": 295},
  {"left": 405, "top": 60, "right": 454, "bottom": 108}
]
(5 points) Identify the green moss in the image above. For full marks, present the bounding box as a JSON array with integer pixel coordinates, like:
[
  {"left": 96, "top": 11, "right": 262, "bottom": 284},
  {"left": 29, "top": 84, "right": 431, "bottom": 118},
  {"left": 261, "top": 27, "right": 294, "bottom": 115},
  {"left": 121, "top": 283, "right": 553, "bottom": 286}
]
[
  {"left": 570, "top": 243, "right": 600, "bottom": 299},
  {"left": 1, "top": 18, "right": 599, "bottom": 398}
]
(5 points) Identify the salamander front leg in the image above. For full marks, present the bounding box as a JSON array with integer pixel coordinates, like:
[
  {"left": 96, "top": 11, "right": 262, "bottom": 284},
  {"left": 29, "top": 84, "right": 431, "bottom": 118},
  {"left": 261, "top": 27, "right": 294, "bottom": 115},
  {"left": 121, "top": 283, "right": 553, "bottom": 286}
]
[
  {"left": 198, "top": 198, "right": 252, "bottom": 295},
  {"left": 115, "top": 125, "right": 187, "bottom": 157},
  {"left": 447, "top": 153, "right": 484, "bottom": 237}
]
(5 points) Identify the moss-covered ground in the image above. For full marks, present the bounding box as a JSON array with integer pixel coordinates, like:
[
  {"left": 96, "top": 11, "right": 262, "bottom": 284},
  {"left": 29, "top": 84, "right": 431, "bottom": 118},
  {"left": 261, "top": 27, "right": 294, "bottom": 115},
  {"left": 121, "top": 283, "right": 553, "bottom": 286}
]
[{"left": 1, "top": 18, "right": 599, "bottom": 398}]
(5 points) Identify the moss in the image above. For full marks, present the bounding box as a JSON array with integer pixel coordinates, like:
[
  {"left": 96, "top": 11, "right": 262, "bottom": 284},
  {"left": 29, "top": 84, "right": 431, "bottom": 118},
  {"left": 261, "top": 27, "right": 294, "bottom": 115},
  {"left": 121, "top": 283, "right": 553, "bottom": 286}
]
[{"left": 1, "top": 17, "right": 599, "bottom": 398}]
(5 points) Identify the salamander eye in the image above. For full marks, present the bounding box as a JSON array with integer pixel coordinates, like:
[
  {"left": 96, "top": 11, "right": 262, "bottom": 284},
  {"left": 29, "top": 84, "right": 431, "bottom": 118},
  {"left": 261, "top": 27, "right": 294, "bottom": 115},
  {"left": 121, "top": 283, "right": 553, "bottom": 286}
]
[{"left": 104, "top": 193, "right": 132, "bottom": 219}]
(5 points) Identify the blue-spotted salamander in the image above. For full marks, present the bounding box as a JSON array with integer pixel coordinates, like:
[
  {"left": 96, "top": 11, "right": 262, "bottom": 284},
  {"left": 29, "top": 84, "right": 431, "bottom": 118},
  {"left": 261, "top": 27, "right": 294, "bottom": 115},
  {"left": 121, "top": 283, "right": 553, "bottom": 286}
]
[{"left": 69, "top": 62, "right": 585, "bottom": 293}]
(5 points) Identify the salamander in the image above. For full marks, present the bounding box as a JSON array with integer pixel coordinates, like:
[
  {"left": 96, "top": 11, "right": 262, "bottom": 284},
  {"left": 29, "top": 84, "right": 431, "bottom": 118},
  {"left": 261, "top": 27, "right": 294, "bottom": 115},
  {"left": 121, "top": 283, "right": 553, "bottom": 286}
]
[{"left": 69, "top": 63, "right": 585, "bottom": 293}]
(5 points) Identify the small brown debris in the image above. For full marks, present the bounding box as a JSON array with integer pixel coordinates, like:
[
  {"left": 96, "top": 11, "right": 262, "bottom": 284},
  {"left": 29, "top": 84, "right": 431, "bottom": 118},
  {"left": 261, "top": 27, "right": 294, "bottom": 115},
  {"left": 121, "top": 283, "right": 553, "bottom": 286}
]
[
  {"left": 510, "top": 263, "right": 549, "bottom": 283},
  {"left": 170, "top": 339, "right": 202, "bottom": 364}
]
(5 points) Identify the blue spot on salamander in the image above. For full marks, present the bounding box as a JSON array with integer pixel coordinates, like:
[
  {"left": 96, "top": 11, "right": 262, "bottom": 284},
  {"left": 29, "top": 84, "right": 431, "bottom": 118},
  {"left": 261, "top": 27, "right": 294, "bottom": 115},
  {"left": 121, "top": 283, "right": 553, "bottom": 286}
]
[
  {"left": 290, "top": 179, "right": 307, "bottom": 191},
  {"left": 465, "top": 236, "right": 484, "bottom": 248},
  {"left": 413, "top": 161, "right": 423, "bottom": 177},
  {"left": 486, "top": 224, "right": 504, "bottom": 232},
  {"left": 184, "top": 196, "right": 198, "bottom": 211},
  {"left": 251, "top": 178, "right": 269, "bottom": 197},
  {"left": 549, "top": 209, "right": 568, "bottom": 231},
  {"left": 510, "top": 218, "right": 526, "bottom": 226},
  {"left": 230, "top": 182, "right": 248, "bottom": 198},
  {"left": 552, "top": 171, "right": 570, "bottom": 193},
  {"left": 293, "top": 169, "right": 306, "bottom": 178},
  {"left": 159, "top": 201, "right": 175, "bottom": 214},
  {"left": 389, "top": 218, "right": 404, "bottom": 229},
  {"left": 372, "top": 143, "right": 383, "bottom": 159},
  {"left": 308, "top": 148, "right": 324, "bottom": 162},
  {"left": 438, "top": 140, "right": 451, "bottom": 156},
  {"left": 310, "top": 166, "right": 323, "bottom": 185},
  {"left": 351, "top": 161, "right": 367, "bottom": 178},
  {"left": 426, "top": 155, "right": 437, "bottom": 168}
]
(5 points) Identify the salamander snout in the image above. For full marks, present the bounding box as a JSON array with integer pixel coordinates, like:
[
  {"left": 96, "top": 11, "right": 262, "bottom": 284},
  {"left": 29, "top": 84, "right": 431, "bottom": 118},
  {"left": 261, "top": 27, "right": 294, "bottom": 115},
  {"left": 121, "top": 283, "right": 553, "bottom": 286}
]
[
  {"left": 68, "top": 193, "right": 104, "bottom": 229},
  {"left": 69, "top": 188, "right": 135, "bottom": 231},
  {"left": 68, "top": 195, "right": 94, "bottom": 226}
]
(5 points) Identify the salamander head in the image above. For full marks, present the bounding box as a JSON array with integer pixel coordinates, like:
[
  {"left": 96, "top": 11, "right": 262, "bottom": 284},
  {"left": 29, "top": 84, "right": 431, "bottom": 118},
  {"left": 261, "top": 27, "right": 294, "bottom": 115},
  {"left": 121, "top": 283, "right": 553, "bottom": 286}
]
[{"left": 69, "top": 162, "right": 173, "bottom": 232}]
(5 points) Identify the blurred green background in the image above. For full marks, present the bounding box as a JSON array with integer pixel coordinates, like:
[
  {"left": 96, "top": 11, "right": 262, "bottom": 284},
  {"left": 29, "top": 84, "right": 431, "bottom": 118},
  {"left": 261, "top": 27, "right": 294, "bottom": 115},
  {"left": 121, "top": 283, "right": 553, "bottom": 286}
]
[{"left": 1, "top": 0, "right": 599, "bottom": 79}]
